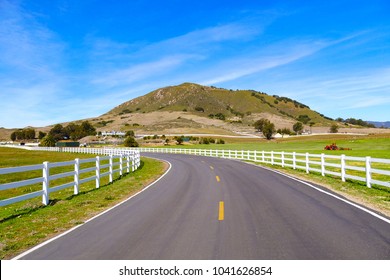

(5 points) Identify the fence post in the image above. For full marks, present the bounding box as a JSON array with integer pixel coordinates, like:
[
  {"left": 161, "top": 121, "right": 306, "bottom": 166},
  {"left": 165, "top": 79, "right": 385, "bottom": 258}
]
[
  {"left": 293, "top": 152, "right": 296, "bottom": 169},
  {"left": 321, "top": 153, "right": 325, "bottom": 176},
  {"left": 119, "top": 156, "right": 123, "bottom": 176},
  {"left": 74, "top": 158, "right": 80, "bottom": 195},
  {"left": 271, "top": 151, "right": 274, "bottom": 165},
  {"left": 254, "top": 150, "right": 258, "bottom": 162},
  {"left": 306, "top": 153, "right": 310, "bottom": 174},
  {"left": 262, "top": 151, "right": 265, "bottom": 162},
  {"left": 281, "top": 152, "right": 285, "bottom": 167},
  {"left": 42, "top": 161, "right": 50, "bottom": 205},
  {"left": 96, "top": 156, "right": 100, "bottom": 188},
  {"left": 109, "top": 155, "right": 113, "bottom": 183},
  {"left": 126, "top": 154, "right": 130, "bottom": 173},
  {"left": 341, "top": 154, "right": 346, "bottom": 182},
  {"left": 366, "top": 156, "right": 372, "bottom": 188}
]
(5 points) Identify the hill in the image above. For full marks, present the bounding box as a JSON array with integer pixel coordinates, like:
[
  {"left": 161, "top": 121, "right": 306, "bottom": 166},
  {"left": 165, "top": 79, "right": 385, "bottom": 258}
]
[
  {"left": 2, "top": 83, "right": 388, "bottom": 141},
  {"left": 97, "top": 82, "right": 337, "bottom": 136},
  {"left": 109, "top": 83, "right": 332, "bottom": 123}
]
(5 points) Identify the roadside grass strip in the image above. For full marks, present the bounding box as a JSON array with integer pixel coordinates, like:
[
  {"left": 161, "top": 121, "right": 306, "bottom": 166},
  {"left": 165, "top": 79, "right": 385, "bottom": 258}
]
[{"left": 0, "top": 149, "right": 166, "bottom": 260}]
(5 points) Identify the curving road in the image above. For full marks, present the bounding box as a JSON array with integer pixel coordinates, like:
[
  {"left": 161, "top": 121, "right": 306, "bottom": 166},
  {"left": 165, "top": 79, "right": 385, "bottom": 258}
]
[{"left": 18, "top": 153, "right": 390, "bottom": 259}]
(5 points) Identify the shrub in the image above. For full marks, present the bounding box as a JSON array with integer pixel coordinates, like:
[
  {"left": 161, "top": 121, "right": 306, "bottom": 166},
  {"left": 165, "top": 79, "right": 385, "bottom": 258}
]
[
  {"left": 40, "top": 134, "right": 56, "bottom": 147},
  {"left": 124, "top": 136, "right": 139, "bottom": 147},
  {"left": 324, "top": 143, "right": 351, "bottom": 150},
  {"left": 324, "top": 143, "right": 339, "bottom": 150},
  {"left": 297, "top": 115, "right": 311, "bottom": 124},
  {"left": 195, "top": 106, "right": 204, "bottom": 112},
  {"left": 293, "top": 122, "right": 304, "bottom": 134},
  {"left": 330, "top": 124, "right": 339, "bottom": 133}
]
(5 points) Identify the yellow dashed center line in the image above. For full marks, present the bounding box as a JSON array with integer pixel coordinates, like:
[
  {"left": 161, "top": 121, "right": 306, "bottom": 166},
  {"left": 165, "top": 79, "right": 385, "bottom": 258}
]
[
  {"left": 210, "top": 166, "right": 214, "bottom": 170},
  {"left": 216, "top": 176, "right": 220, "bottom": 182},
  {"left": 218, "top": 201, "right": 224, "bottom": 221}
]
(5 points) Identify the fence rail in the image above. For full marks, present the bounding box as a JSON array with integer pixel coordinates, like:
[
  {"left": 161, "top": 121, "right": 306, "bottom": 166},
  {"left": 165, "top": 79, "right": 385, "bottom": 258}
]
[
  {"left": 0, "top": 147, "right": 141, "bottom": 207},
  {"left": 137, "top": 147, "right": 390, "bottom": 189}
]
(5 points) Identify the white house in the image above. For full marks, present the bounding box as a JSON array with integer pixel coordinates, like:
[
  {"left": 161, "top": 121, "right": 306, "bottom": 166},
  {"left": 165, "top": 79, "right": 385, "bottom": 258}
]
[{"left": 100, "top": 131, "right": 126, "bottom": 137}]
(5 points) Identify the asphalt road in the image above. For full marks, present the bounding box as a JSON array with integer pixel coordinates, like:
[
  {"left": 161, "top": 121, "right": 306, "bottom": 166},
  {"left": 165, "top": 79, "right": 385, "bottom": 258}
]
[{"left": 19, "top": 153, "right": 390, "bottom": 259}]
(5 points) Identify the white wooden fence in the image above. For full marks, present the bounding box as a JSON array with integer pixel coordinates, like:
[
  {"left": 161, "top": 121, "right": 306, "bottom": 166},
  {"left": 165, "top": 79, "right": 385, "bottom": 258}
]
[
  {"left": 137, "top": 147, "right": 390, "bottom": 189},
  {"left": 0, "top": 147, "right": 140, "bottom": 207},
  {"left": 1, "top": 146, "right": 389, "bottom": 208}
]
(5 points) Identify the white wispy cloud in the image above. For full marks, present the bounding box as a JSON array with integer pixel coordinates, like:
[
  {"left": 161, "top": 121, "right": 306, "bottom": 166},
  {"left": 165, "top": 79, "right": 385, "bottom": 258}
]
[
  {"left": 84, "top": 20, "right": 266, "bottom": 88},
  {"left": 90, "top": 54, "right": 199, "bottom": 88},
  {"left": 197, "top": 38, "right": 333, "bottom": 85},
  {"left": 0, "top": 0, "right": 64, "bottom": 78},
  {"left": 0, "top": 0, "right": 69, "bottom": 127}
]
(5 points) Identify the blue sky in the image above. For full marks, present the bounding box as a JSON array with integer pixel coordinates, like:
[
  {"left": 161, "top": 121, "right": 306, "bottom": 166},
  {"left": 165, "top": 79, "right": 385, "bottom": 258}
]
[{"left": 1, "top": 0, "right": 390, "bottom": 128}]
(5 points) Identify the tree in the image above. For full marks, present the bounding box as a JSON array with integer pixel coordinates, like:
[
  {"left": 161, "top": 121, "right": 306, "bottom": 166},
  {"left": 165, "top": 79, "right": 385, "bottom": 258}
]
[
  {"left": 123, "top": 136, "right": 139, "bottom": 147},
  {"left": 330, "top": 124, "right": 339, "bottom": 133},
  {"left": 297, "top": 115, "right": 311, "bottom": 124},
  {"left": 254, "top": 118, "right": 268, "bottom": 132},
  {"left": 38, "top": 131, "right": 46, "bottom": 140},
  {"left": 279, "top": 128, "right": 292, "bottom": 136},
  {"left": 10, "top": 128, "right": 35, "bottom": 141},
  {"left": 254, "top": 118, "right": 275, "bottom": 140},
  {"left": 10, "top": 131, "right": 16, "bottom": 141},
  {"left": 49, "top": 122, "right": 97, "bottom": 142},
  {"left": 80, "top": 121, "right": 96, "bottom": 137},
  {"left": 64, "top": 123, "right": 79, "bottom": 140},
  {"left": 175, "top": 136, "right": 184, "bottom": 145},
  {"left": 262, "top": 121, "right": 275, "bottom": 140},
  {"left": 24, "top": 128, "right": 36, "bottom": 140},
  {"left": 125, "top": 130, "right": 135, "bottom": 137},
  {"left": 49, "top": 124, "right": 66, "bottom": 141},
  {"left": 293, "top": 122, "right": 304, "bottom": 134},
  {"left": 40, "top": 134, "right": 56, "bottom": 147}
]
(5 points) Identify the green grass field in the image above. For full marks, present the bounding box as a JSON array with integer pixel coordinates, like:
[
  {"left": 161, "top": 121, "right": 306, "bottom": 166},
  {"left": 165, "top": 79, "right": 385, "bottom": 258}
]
[
  {"left": 0, "top": 147, "right": 166, "bottom": 259},
  {"left": 175, "top": 133, "right": 390, "bottom": 158}
]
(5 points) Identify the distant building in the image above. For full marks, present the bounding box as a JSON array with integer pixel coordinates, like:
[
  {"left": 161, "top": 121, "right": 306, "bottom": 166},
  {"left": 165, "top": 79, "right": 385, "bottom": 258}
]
[{"left": 100, "top": 131, "right": 126, "bottom": 137}]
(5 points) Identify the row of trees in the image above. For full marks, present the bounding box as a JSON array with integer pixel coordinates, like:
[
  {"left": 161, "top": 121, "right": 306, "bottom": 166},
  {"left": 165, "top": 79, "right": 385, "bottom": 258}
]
[
  {"left": 254, "top": 118, "right": 342, "bottom": 139},
  {"left": 40, "top": 121, "right": 97, "bottom": 147},
  {"left": 48, "top": 121, "right": 96, "bottom": 142},
  {"left": 10, "top": 128, "right": 39, "bottom": 141},
  {"left": 254, "top": 119, "right": 307, "bottom": 140},
  {"left": 335, "top": 117, "right": 375, "bottom": 128},
  {"left": 253, "top": 119, "right": 309, "bottom": 140}
]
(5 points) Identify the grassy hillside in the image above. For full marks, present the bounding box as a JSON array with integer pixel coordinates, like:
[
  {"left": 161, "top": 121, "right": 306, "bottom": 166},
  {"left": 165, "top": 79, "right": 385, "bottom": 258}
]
[{"left": 108, "top": 83, "right": 333, "bottom": 126}]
